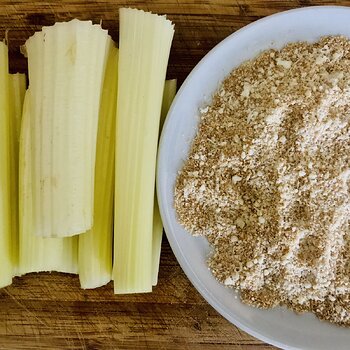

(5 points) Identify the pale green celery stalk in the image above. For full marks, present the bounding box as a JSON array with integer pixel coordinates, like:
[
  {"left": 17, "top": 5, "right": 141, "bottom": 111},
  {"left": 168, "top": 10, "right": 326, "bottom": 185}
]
[
  {"left": 23, "top": 20, "right": 111, "bottom": 238},
  {"left": 18, "top": 90, "right": 78, "bottom": 274},
  {"left": 113, "top": 8, "right": 174, "bottom": 294},
  {"left": 0, "top": 42, "right": 13, "bottom": 288},
  {"left": 9, "top": 73, "right": 26, "bottom": 276},
  {"left": 78, "top": 44, "right": 118, "bottom": 289},
  {"left": 152, "top": 79, "right": 177, "bottom": 286},
  {"left": 9, "top": 74, "right": 26, "bottom": 141},
  {"left": 160, "top": 79, "right": 177, "bottom": 131}
]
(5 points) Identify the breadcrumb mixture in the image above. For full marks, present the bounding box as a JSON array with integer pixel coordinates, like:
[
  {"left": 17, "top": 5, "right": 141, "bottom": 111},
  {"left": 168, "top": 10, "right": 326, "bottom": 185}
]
[{"left": 175, "top": 36, "right": 350, "bottom": 326}]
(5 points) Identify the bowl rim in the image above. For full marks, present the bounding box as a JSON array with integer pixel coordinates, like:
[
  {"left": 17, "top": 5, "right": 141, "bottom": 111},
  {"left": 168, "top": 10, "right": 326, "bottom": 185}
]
[{"left": 157, "top": 5, "right": 350, "bottom": 349}]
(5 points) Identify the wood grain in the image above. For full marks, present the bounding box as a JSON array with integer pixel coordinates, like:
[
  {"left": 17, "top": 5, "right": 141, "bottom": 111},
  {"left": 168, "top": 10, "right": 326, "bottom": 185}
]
[
  {"left": 0, "top": 240, "right": 275, "bottom": 350},
  {"left": 1, "top": 1, "right": 349, "bottom": 349}
]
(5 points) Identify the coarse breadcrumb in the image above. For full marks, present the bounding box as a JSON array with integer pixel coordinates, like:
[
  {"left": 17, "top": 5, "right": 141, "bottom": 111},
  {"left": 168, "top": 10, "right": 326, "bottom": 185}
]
[{"left": 175, "top": 36, "right": 350, "bottom": 326}]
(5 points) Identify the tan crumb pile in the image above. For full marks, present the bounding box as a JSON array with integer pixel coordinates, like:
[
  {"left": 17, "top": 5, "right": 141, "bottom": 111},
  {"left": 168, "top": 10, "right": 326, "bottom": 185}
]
[{"left": 175, "top": 36, "right": 350, "bottom": 326}]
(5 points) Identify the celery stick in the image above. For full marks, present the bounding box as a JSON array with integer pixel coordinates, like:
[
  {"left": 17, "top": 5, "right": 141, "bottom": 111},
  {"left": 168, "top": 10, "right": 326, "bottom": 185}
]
[
  {"left": 9, "top": 74, "right": 26, "bottom": 141},
  {"left": 19, "top": 90, "right": 78, "bottom": 274},
  {"left": 23, "top": 20, "right": 112, "bottom": 237},
  {"left": 152, "top": 79, "right": 177, "bottom": 286},
  {"left": 78, "top": 44, "right": 118, "bottom": 289},
  {"left": 0, "top": 42, "right": 13, "bottom": 288},
  {"left": 152, "top": 200, "right": 163, "bottom": 286},
  {"left": 160, "top": 79, "right": 177, "bottom": 131},
  {"left": 9, "top": 73, "right": 26, "bottom": 276},
  {"left": 113, "top": 8, "right": 174, "bottom": 294}
]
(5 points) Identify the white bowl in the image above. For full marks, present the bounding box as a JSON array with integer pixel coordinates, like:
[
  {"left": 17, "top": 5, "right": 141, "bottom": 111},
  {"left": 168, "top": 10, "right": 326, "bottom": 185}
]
[{"left": 157, "top": 6, "right": 350, "bottom": 350}]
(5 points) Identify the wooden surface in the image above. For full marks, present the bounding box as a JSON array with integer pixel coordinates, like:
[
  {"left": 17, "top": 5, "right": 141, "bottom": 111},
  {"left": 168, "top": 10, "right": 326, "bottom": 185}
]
[{"left": 0, "top": 1, "right": 349, "bottom": 349}]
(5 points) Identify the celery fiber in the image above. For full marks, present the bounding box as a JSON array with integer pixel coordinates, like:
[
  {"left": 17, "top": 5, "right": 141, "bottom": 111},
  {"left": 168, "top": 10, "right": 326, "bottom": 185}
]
[
  {"left": 113, "top": 8, "right": 174, "bottom": 294},
  {"left": 78, "top": 45, "right": 118, "bottom": 289}
]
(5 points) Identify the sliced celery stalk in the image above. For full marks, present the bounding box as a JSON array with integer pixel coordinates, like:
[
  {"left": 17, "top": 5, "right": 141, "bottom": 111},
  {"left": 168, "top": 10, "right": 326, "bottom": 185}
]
[
  {"left": 9, "top": 73, "right": 26, "bottom": 141},
  {"left": 152, "top": 79, "right": 177, "bottom": 286},
  {"left": 23, "top": 20, "right": 112, "bottom": 237},
  {"left": 152, "top": 200, "right": 163, "bottom": 286},
  {"left": 160, "top": 79, "right": 177, "bottom": 131},
  {"left": 19, "top": 90, "right": 78, "bottom": 274},
  {"left": 113, "top": 8, "right": 174, "bottom": 294},
  {"left": 78, "top": 45, "right": 118, "bottom": 289},
  {"left": 0, "top": 42, "right": 13, "bottom": 287},
  {"left": 9, "top": 73, "right": 26, "bottom": 276}
]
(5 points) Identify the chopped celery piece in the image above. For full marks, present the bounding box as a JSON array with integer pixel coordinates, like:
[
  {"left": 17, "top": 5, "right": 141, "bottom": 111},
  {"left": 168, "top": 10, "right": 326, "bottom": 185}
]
[
  {"left": 152, "top": 79, "right": 177, "bottom": 286},
  {"left": 113, "top": 8, "right": 174, "bottom": 294},
  {"left": 23, "top": 20, "right": 112, "bottom": 237},
  {"left": 9, "top": 73, "right": 26, "bottom": 276},
  {"left": 78, "top": 44, "right": 118, "bottom": 289},
  {"left": 19, "top": 90, "right": 78, "bottom": 274},
  {"left": 0, "top": 42, "right": 12, "bottom": 287}
]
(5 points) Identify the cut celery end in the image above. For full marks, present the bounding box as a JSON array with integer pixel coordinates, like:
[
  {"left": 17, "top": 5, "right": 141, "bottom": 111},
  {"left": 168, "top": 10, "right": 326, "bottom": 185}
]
[
  {"left": 78, "top": 44, "right": 118, "bottom": 289},
  {"left": 0, "top": 42, "right": 13, "bottom": 287},
  {"left": 113, "top": 8, "right": 174, "bottom": 294},
  {"left": 19, "top": 90, "right": 78, "bottom": 275},
  {"left": 24, "top": 20, "right": 112, "bottom": 238}
]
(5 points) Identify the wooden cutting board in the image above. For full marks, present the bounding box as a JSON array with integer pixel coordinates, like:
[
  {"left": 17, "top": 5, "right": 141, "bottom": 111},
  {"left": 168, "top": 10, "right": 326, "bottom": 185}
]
[{"left": 0, "top": 1, "right": 347, "bottom": 349}]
